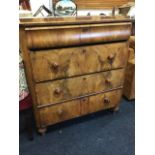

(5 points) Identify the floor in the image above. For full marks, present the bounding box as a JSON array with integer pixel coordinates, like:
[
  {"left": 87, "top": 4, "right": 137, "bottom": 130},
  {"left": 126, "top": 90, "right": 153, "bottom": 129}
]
[{"left": 19, "top": 98, "right": 135, "bottom": 155}]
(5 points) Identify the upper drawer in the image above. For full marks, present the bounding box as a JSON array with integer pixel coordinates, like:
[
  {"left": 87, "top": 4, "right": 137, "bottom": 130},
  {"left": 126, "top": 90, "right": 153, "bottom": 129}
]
[
  {"left": 30, "top": 42, "right": 128, "bottom": 82},
  {"left": 35, "top": 69, "right": 125, "bottom": 106},
  {"left": 26, "top": 23, "right": 131, "bottom": 50}
]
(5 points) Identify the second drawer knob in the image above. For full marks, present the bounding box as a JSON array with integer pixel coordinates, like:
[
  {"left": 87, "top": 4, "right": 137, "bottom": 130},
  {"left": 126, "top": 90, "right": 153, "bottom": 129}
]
[
  {"left": 104, "top": 97, "right": 110, "bottom": 104},
  {"left": 54, "top": 88, "right": 62, "bottom": 95},
  {"left": 51, "top": 62, "right": 59, "bottom": 71},
  {"left": 108, "top": 53, "right": 115, "bottom": 63},
  {"left": 105, "top": 79, "right": 111, "bottom": 84}
]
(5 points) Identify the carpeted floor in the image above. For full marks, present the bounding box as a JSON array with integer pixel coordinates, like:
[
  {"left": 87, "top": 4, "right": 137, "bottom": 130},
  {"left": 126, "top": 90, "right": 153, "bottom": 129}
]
[{"left": 19, "top": 98, "right": 135, "bottom": 155}]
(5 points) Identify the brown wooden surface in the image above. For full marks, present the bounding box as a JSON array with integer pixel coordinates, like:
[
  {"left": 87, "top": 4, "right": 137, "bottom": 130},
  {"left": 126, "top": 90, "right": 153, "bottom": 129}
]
[
  {"left": 128, "top": 47, "right": 134, "bottom": 60},
  {"left": 123, "top": 59, "right": 135, "bottom": 100},
  {"left": 39, "top": 89, "right": 122, "bottom": 126},
  {"left": 53, "top": 0, "right": 134, "bottom": 9},
  {"left": 123, "top": 36, "right": 135, "bottom": 100},
  {"left": 20, "top": 16, "right": 134, "bottom": 27},
  {"left": 20, "top": 17, "right": 130, "bottom": 131},
  {"left": 30, "top": 42, "right": 128, "bottom": 82},
  {"left": 26, "top": 23, "right": 131, "bottom": 50},
  {"left": 35, "top": 69, "right": 125, "bottom": 106},
  {"left": 20, "top": 28, "right": 41, "bottom": 128}
]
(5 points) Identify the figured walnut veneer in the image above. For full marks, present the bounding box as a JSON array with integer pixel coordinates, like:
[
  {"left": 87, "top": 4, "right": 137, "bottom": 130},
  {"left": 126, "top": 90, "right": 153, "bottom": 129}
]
[
  {"left": 39, "top": 89, "right": 122, "bottom": 126},
  {"left": 26, "top": 23, "right": 131, "bottom": 50},
  {"left": 35, "top": 69, "right": 125, "bottom": 106},
  {"left": 30, "top": 42, "right": 128, "bottom": 82},
  {"left": 20, "top": 16, "right": 131, "bottom": 134}
]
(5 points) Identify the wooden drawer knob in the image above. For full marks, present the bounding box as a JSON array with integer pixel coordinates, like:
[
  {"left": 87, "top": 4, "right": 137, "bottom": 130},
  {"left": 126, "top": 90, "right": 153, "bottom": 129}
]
[
  {"left": 104, "top": 97, "right": 110, "bottom": 104},
  {"left": 82, "top": 49, "right": 86, "bottom": 53},
  {"left": 105, "top": 79, "right": 111, "bottom": 84},
  {"left": 51, "top": 62, "right": 59, "bottom": 71},
  {"left": 54, "top": 88, "right": 62, "bottom": 95},
  {"left": 108, "top": 54, "right": 115, "bottom": 61},
  {"left": 58, "top": 109, "right": 63, "bottom": 115}
]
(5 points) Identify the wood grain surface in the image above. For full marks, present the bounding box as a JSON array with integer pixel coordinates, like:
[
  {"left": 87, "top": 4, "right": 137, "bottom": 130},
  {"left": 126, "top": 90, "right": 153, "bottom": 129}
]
[
  {"left": 30, "top": 42, "right": 128, "bottom": 82},
  {"left": 35, "top": 69, "right": 125, "bottom": 106},
  {"left": 123, "top": 59, "right": 135, "bottom": 100},
  {"left": 20, "top": 17, "right": 131, "bottom": 132},
  {"left": 26, "top": 23, "right": 131, "bottom": 50},
  {"left": 39, "top": 89, "right": 122, "bottom": 126}
]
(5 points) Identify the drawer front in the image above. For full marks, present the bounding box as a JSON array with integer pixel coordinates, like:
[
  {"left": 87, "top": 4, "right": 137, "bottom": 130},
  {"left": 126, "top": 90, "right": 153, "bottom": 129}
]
[
  {"left": 80, "top": 88, "right": 122, "bottom": 115},
  {"left": 35, "top": 69, "right": 125, "bottom": 106},
  {"left": 30, "top": 42, "right": 128, "bottom": 82},
  {"left": 27, "top": 23, "right": 131, "bottom": 50},
  {"left": 39, "top": 89, "right": 122, "bottom": 126}
]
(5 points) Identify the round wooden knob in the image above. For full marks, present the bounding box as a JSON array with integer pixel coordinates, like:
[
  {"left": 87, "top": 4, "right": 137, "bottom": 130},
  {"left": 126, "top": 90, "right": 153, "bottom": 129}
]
[
  {"left": 108, "top": 54, "right": 115, "bottom": 61},
  {"left": 51, "top": 62, "right": 59, "bottom": 71},
  {"left": 105, "top": 79, "right": 111, "bottom": 84},
  {"left": 104, "top": 97, "right": 110, "bottom": 104},
  {"left": 58, "top": 109, "right": 63, "bottom": 115},
  {"left": 82, "top": 49, "right": 86, "bottom": 53},
  {"left": 54, "top": 88, "right": 62, "bottom": 95}
]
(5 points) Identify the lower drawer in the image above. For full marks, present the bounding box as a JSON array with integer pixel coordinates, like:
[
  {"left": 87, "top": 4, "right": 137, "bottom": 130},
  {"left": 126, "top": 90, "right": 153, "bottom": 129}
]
[{"left": 38, "top": 89, "right": 122, "bottom": 127}]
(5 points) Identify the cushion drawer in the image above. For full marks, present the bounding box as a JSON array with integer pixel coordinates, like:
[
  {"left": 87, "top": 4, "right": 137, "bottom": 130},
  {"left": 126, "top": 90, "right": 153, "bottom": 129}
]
[
  {"left": 30, "top": 42, "right": 128, "bottom": 82},
  {"left": 27, "top": 23, "right": 131, "bottom": 50},
  {"left": 35, "top": 69, "right": 125, "bottom": 106},
  {"left": 39, "top": 89, "right": 122, "bottom": 126}
]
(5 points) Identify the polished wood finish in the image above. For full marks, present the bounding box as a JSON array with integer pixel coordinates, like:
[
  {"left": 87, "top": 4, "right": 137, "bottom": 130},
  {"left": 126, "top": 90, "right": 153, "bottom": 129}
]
[
  {"left": 35, "top": 69, "right": 125, "bottom": 106},
  {"left": 19, "top": 28, "right": 41, "bottom": 127},
  {"left": 123, "top": 36, "right": 135, "bottom": 100},
  {"left": 123, "top": 59, "right": 135, "bottom": 100},
  {"left": 19, "top": 17, "right": 131, "bottom": 134},
  {"left": 30, "top": 42, "right": 128, "bottom": 82},
  {"left": 39, "top": 89, "right": 122, "bottom": 126},
  {"left": 26, "top": 23, "right": 131, "bottom": 50},
  {"left": 20, "top": 16, "right": 134, "bottom": 27}
]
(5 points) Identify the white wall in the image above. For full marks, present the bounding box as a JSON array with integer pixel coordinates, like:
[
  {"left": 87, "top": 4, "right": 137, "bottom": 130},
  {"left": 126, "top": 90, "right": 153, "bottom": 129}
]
[{"left": 30, "top": 0, "right": 53, "bottom": 14}]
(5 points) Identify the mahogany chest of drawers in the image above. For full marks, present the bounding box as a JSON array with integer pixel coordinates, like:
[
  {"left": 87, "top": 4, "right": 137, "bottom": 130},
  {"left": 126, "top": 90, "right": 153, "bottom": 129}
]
[{"left": 20, "top": 16, "right": 131, "bottom": 134}]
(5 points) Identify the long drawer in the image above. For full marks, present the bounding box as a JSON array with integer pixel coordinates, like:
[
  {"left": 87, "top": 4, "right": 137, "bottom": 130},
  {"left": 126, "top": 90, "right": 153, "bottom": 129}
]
[
  {"left": 30, "top": 42, "right": 128, "bottom": 82},
  {"left": 39, "top": 89, "right": 122, "bottom": 126},
  {"left": 35, "top": 69, "right": 125, "bottom": 106},
  {"left": 26, "top": 23, "right": 131, "bottom": 50}
]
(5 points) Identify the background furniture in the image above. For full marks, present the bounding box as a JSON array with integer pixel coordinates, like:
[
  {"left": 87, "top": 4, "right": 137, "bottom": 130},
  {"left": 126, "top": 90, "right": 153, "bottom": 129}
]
[
  {"left": 19, "top": 0, "right": 31, "bottom": 10},
  {"left": 19, "top": 53, "right": 33, "bottom": 140},
  {"left": 118, "top": 2, "right": 134, "bottom": 15},
  {"left": 19, "top": 94, "right": 33, "bottom": 140},
  {"left": 123, "top": 36, "right": 135, "bottom": 100},
  {"left": 53, "top": 0, "right": 134, "bottom": 10},
  {"left": 20, "top": 16, "right": 132, "bottom": 135}
]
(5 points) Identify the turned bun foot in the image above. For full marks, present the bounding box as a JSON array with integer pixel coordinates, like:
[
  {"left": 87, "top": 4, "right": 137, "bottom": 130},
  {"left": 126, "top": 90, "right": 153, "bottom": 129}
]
[
  {"left": 112, "top": 105, "right": 120, "bottom": 112},
  {"left": 38, "top": 127, "right": 47, "bottom": 135}
]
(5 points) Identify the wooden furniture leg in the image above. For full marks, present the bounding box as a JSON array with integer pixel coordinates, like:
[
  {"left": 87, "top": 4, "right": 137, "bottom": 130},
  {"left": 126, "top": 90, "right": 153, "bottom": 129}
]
[
  {"left": 38, "top": 127, "right": 47, "bottom": 135},
  {"left": 112, "top": 105, "right": 120, "bottom": 112}
]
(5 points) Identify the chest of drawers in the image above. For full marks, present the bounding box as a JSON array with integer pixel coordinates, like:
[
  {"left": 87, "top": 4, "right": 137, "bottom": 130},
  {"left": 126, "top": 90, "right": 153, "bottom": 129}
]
[{"left": 20, "top": 16, "right": 131, "bottom": 134}]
